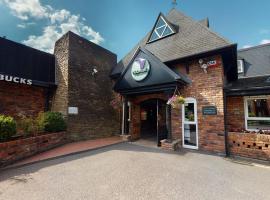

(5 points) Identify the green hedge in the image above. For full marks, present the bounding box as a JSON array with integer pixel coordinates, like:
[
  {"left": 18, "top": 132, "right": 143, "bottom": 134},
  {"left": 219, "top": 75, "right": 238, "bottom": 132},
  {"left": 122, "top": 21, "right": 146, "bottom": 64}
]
[
  {"left": 0, "top": 115, "right": 16, "bottom": 141},
  {"left": 37, "top": 112, "right": 66, "bottom": 132}
]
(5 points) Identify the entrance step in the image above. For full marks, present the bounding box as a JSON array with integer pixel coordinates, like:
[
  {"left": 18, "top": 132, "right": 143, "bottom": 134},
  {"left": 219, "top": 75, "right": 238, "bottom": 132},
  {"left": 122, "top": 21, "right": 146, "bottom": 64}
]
[{"left": 131, "top": 139, "right": 158, "bottom": 148}]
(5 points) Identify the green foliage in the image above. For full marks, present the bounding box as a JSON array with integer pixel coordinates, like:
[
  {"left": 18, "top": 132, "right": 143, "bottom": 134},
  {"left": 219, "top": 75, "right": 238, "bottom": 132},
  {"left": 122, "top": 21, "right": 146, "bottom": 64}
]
[
  {"left": 170, "top": 95, "right": 185, "bottom": 108},
  {"left": 0, "top": 115, "right": 16, "bottom": 141},
  {"left": 37, "top": 112, "right": 66, "bottom": 132},
  {"left": 176, "top": 96, "right": 185, "bottom": 105},
  {"left": 17, "top": 117, "right": 39, "bottom": 136}
]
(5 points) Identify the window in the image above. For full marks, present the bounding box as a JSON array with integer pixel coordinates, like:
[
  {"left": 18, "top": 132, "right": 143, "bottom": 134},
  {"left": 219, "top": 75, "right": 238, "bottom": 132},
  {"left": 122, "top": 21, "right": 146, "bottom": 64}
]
[
  {"left": 148, "top": 16, "right": 174, "bottom": 43},
  {"left": 237, "top": 59, "right": 244, "bottom": 73},
  {"left": 182, "top": 98, "right": 198, "bottom": 149},
  {"left": 244, "top": 96, "right": 270, "bottom": 130}
]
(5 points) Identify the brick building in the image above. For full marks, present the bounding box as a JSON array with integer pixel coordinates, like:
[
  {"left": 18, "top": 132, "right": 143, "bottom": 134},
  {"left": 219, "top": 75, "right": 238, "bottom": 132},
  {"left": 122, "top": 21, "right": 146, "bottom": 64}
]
[
  {"left": 1, "top": 8, "right": 269, "bottom": 157},
  {"left": 225, "top": 44, "right": 270, "bottom": 132},
  {"left": 0, "top": 31, "right": 119, "bottom": 140},
  {"left": 111, "top": 9, "right": 245, "bottom": 155}
]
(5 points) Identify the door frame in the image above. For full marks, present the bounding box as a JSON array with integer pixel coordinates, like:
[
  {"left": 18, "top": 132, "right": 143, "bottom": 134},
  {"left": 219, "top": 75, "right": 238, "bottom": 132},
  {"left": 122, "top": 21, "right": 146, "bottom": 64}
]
[
  {"left": 156, "top": 99, "right": 168, "bottom": 146},
  {"left": 182, "top": 97, "right": 199, "bottom": 150}
]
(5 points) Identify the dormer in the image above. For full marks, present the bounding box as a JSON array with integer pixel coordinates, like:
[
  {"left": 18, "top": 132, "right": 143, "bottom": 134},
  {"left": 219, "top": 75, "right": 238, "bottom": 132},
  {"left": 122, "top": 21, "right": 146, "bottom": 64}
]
[
  {"left": 147, "top": 13, "right": 176, "bottom": 43},
  {"left": 237, "top": 59, "right": 244, "bottom": 74}
]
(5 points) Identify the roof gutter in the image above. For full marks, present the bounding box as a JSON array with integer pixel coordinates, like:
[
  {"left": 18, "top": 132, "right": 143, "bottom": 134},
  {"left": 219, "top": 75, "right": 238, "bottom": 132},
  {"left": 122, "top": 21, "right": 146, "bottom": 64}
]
[
  {"left": 165, "top": 44, "right": 237, "bottom": 65},
  {"left": 224, "top": 86, "right": 270, "bottom": 96}
]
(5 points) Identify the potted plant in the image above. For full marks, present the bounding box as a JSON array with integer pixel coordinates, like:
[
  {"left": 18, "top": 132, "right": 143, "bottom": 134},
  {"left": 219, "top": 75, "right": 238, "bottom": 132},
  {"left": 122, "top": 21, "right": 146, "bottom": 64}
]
[{"left": 167, "top": 95, "right": 185, "bottom": 108}]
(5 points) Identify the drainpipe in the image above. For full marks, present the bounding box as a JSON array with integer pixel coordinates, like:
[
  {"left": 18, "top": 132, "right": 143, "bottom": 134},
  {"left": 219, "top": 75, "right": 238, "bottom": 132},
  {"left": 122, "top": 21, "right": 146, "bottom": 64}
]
[
  {"left": 223, "top": 89, "right": 230, "bottom": 157},
  {"left": 166, "top": 104, "right": 172, "bottom": 142},
  {"left": 121, "top": 96, "right": 126, "bottom": 135}
]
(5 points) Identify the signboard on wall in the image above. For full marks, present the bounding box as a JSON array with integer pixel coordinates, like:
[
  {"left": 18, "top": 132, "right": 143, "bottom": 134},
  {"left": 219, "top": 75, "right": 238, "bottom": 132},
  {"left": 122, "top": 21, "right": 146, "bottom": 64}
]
[
  {"left": 68, "top": 107, "right": 78, "bottom": 115},
  {"left": 206, "top": 60, "right": 218, "bottom": 68},
  {"left": 131, "top": 58, "right": 150, "bottom": 81},
  {"left": 202, "top": 106, "right": 217, "bottom": 115},
  {"left": 0, "top": 73, "right": 32, "bottom": 85}
]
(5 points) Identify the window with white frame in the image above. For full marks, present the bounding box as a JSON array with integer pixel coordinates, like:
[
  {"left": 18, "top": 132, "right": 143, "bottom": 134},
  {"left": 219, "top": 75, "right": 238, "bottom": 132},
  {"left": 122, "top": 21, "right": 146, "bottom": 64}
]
[
  {"left": 237, "top": 59, "right": 244, "bottom": 73},
  {"left": 244, "top": 96, "right": 270, "bottom": 130},
  {"left": 148, "top": 16, "right": 175, "bottom": 42}
]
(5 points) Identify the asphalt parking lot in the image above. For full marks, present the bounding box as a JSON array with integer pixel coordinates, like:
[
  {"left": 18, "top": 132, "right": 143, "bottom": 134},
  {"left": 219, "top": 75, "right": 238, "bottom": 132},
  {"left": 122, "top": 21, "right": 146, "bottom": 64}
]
[{"left": 0, "top": 142, "right": 270, "bottom": 200}]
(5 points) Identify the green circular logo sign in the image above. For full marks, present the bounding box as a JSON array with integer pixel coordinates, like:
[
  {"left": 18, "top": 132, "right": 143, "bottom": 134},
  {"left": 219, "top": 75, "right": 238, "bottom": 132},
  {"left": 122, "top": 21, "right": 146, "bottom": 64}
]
[{"left": 131, "top": 58, "right": 150, "bottom": 81}]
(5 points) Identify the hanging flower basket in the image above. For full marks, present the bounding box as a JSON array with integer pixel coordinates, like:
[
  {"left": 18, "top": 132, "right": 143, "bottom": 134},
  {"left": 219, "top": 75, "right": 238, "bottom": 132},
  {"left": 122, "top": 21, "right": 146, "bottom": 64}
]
[
  {"left": 167, "top": 95, "right": 185, "bottom": 108},
  {"left": 167, "top": 87, "right": 185, "bottom": 108}
]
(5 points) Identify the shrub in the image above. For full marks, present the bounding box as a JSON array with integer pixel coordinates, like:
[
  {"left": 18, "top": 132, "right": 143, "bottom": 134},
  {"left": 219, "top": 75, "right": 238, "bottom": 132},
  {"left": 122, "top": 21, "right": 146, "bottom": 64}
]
[
  {"left": 0, "top": 115, "right": 16, "bottom": 141},
  {"left": 37, "top": 112, "right": 66, "bottom": 132},
  {"left": 17, "top": 117, "right": 39, "bottom": 136}
]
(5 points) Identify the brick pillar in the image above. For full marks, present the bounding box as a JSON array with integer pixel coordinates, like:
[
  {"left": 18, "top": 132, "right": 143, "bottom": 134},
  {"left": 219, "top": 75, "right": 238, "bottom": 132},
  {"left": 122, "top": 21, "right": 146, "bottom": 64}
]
[
  {"left": 166, "top": 104, "right": 172, "bottom": 141},
  {"left": 130, "top": 103, "right": 140, "bottom": 140},
  {"left": 171, "top": 106, "right": 182, "bottom": 144},
  {"left": 51, "top": 33, "right": 69, "bottom": 116}
]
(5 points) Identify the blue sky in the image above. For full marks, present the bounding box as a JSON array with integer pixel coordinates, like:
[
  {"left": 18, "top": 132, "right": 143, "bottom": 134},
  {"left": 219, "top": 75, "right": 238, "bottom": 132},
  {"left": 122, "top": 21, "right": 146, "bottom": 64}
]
[{"left": 0, "top": 0, "right": 270, "bottom": 60}]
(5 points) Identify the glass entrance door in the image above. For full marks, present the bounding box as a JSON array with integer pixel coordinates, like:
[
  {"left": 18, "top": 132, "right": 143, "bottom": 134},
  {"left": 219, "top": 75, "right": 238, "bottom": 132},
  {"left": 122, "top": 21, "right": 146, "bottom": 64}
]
[{"left": 182, "top": 98, "right": 198, "bottom": 149}]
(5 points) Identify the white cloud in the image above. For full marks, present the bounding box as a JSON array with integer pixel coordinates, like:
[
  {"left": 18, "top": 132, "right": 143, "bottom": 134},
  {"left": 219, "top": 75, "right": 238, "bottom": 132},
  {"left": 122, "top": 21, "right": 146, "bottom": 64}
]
[
  {"left": 242, "top": 45, "right": 252, "bottom": 49},
  {"left": 2, "top": 0, "right": 48, "bottom": 20},
  {"left": 17, "top": 22, "right": 36, "bottom": 28},
  {"left": 260, "top": 39, "right": 270, "bottom": 45},
  {"left": 49, "top": 9, "right": 70, "bottom": 24},
  {"left": 23, "top": 13, "right": 104, "bottom": 53},
  {"left": 2, "top": 0, "right": 104, "bottom": 53},
  {"left": 242, "top": 38, "right": 270, "bottom": 49},
  {"left": 17, "top": 24, "right": 26, "bottom": 28},
  {"left": 23, "top": 26, "right": 61, "bottom": 53}
]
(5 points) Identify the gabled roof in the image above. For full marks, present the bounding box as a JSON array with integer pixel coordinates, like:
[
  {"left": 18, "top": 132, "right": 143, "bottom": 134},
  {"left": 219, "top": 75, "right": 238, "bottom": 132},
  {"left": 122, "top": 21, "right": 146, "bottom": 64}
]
[
  {"left": 237, "top": 43, "right": 270, "bottom": 78},
  {"left": 111, "top": 8, "right": 233, "bottom": 77},
  {"left": 114, "top": 47, "right": 191, "bottom": 95}
]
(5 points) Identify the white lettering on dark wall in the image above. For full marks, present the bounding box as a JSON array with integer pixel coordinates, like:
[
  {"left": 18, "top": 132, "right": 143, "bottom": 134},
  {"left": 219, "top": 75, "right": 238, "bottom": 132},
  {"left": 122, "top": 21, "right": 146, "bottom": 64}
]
[{"left": 0, "top": 74, "right": 32, "bottom": 85}]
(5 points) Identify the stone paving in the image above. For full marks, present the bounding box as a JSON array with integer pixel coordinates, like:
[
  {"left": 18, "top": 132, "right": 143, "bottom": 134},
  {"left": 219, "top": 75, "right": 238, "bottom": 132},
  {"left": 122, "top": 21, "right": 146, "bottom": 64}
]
[
  {"left": 1, "top": 142, "right": 270, "bottom": 200},
  {"left": 7, "top": 136, "right": 122, "bottom": 168}
]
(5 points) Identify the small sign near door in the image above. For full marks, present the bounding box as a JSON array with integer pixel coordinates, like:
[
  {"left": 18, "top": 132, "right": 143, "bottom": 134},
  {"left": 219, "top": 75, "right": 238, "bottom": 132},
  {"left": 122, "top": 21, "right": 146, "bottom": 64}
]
[
  {"left": 68, "top": 107, "right": 78, "bottom": 115},
  {"left": 202, "top": 106, "right": 217, "bottom": 115}
]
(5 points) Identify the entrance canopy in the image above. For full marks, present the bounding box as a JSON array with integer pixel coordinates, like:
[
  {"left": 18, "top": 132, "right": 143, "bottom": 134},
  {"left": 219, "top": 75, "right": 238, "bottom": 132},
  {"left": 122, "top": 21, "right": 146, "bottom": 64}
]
[{"left": 114, "top": 47, "right": 191, "bottom": 95}]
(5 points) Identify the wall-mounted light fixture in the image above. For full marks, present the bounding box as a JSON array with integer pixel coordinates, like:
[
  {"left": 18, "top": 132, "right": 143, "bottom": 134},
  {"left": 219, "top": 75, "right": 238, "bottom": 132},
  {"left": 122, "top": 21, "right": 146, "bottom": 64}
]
[
  {"left": 91, "top": 66, "right": 98, "bottom": 77},
  {"left": 199, "top": 59, "right": 208, "bottom": 73}
]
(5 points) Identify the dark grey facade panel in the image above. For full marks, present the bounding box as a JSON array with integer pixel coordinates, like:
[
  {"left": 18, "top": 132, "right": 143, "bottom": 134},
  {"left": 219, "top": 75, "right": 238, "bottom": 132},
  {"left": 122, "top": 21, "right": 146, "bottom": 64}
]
[
  {"left": 225, "top": 75, "right": 270, "bottom": 96},
  {"left": 114, "top": 47, "right": 190, "bottom": 94},
  {"left": 0, "top": 37, "right": 55, "bottom": 85}
]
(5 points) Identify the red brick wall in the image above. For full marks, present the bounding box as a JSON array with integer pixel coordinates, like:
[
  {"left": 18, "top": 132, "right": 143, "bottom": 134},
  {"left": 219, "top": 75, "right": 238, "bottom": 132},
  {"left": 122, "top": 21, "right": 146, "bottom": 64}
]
[
  {"left": 0, "top": 81, "right": 47, "bottom": 119},
  {"left": 0, "top": 132, "right": 66, "bottom": 166},
  {"left": 173, "top": 55, "right": 226, "bottom": 154},
  {"left": 229, "top": 132, "right": 270, "bottom": 161},
  {"left": 226, "top": 96, "right": 245, "bottom": 131},
  {"left": 119, "top": 55, "right": 226, "bottom": 154}
]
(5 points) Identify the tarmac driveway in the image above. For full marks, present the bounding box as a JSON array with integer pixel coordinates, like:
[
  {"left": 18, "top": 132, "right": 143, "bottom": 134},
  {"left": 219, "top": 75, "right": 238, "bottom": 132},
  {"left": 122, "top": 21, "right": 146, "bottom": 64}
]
[{"left": 0, "top": 142, "right": 270, "bottom": 200}]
